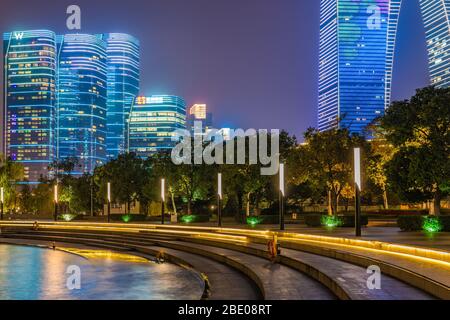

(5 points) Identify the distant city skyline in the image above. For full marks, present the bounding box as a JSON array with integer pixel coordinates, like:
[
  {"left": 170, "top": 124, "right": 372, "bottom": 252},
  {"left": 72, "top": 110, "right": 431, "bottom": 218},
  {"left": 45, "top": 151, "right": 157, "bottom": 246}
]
[{"left": 1, "top": 0, "right": 430, "bottom": 142}]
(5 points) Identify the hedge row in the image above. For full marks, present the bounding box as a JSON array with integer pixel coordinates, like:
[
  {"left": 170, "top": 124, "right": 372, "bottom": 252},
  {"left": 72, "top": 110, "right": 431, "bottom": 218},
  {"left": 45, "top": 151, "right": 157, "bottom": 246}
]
[
  {"left": 304, "top": 214, "right": 369, "bottom": 228},
  {"left": 397, "top": 215, "right": 450, "bottom": 232},
  {"left": 180, "top": 215, "right": 210, "bottom": 223}
]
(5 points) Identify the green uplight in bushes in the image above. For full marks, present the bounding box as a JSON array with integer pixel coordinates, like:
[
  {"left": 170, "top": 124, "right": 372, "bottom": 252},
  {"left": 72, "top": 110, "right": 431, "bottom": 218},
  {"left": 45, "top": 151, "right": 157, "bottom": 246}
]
[
  {"left": 321, "top": 215, "right": 341, "bottom": 228},
  {"left": 181, "top": 215, "right": 195, "bottom": 223},
  {"left": 121, "top": 214, "right": 132, "bottom": 223},
  {"left": 60, "top": 214, "right": 76, "bottom": 222},
  {"left": 423, "top": 216, "right": 443, "bottom": 233},
  {"left": 247, "top": 216, "right": 261, "bottom": 226}
]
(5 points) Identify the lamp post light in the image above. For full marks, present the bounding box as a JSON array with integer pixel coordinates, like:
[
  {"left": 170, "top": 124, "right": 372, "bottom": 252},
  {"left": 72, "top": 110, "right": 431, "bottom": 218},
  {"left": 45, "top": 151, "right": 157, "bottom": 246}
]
[
  {"left": 1, "top": 187, "right": 4, "bottom": 221},
  {"left": 279, "top": 163, "right": 285, "bottom": 231},
  {"left": 107, "top": 182, "right": 111, "bottom": 223},
  {"left": 354, "top": 148, "right": 362, "bottom": 237},
  {"left": 161, "top": 178, "right": 165, "bottom": 225},
  {"left": 54, "top": 184, "right": 58, "bottom": 222},
  {"left": 217, "top": 173, "right": 222, "bottom": 227}
]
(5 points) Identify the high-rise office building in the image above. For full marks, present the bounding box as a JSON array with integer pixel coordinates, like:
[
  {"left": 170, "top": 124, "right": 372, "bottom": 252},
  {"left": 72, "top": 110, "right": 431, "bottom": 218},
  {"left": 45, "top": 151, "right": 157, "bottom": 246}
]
[
  {"left": 128, "top": 95, "right": 186, "bottom": 158},
  {"left": 100, "top": 33, "right": 140, "bottom": 160},
  {"left": 57, "top": 34, "right": 108, "bottom": 174},
  {"left": 419, "top": 0, "right": 450, "bottom": 88},
  {"left": 318, "top": 0, "right": 402, "bottom": 134},
  {"left": 187, "top": 104, "right": 213, "bottom": 136},
  {"left": 3, "top": 30, "right": 57, "bottom": 183}
]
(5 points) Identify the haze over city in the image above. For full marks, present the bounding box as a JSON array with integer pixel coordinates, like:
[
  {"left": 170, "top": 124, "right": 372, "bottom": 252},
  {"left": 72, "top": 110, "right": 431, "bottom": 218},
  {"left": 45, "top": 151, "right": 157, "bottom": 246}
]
[{"left": 0, "top": 0, "right": 429, "bottom": 139}]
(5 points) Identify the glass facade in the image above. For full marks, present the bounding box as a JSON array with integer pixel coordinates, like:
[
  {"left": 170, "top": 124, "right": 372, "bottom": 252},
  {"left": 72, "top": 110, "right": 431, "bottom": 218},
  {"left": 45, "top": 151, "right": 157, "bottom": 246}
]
[
  {"left": 3, "top": 30, "right": 57, "bottom": 183},
  {"left": 57, "top": 34, "right": 108, "bottom": 174},
  {"left": 419, "top": 0, "right": 450, "bottom": 88},
  {"left": 187, "top": 104, "right": 213, "bottom": 137},
  {"left": 128, "top": 95, "right": 186, "bottom": 158},
  {"left": 318, "top": 0, "right": 402, "bottom": 134},
  {"left": 100, "top": 33, "right": 140, "bottom": 160}
]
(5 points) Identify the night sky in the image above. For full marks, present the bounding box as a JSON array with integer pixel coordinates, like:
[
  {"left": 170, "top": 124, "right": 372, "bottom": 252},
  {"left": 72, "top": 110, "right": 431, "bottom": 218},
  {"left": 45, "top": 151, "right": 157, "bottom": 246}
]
[{"left": 0, "top": 0, "right": 429, "bottom": 140}]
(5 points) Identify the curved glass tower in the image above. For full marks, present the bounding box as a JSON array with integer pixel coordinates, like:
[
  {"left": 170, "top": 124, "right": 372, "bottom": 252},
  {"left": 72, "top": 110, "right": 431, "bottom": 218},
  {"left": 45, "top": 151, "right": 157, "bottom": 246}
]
[
  {"left": 419, "top": 0, "right": 450, "bottom": 88},
  {"left": 128, "top": 95, "right": 186, "bottom": 158},
  {"left": 57, "top": 34, "right": 107, "bottom": 174},
  {"left": 3, "top": 30, "right": 57, "bottom": 183},
  {"left": 100, "top": 33, "right": 140, "bottom": 161},
  {"left": 318, "top": 0, "right": 402, "bottom": 134}
]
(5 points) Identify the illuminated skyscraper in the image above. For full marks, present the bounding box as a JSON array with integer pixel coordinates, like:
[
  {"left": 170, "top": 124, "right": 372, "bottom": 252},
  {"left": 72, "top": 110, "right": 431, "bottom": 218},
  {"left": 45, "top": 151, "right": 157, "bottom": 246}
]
[
  {"left": 128, "top": 95, "right": 186, "bottom": 158},
  {"left": 318, "top": 0, "right": 402, "bottom": 134},
  {"left": 187, "top": 104, "right": 213, "bottom": 136},
  {"left": 419, "top": 0, "right": 450, "bottom": 88},
  {"left": 57, "top": 34, "right": 107, "bottom": 174},
  {"left": 3, "top": 30, "right": 57, "bottom": 183},
  {"left": 100, "top": 33, "right": 140, "bottom": 160}
]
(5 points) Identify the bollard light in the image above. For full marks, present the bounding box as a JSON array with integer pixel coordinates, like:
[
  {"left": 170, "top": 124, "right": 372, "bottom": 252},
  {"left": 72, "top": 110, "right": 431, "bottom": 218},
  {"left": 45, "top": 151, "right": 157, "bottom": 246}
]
[
  {"left": 54, "top": 184, "right": 58, "bottom": 203},
  {"left": 217, "top": 173, "right": 222, "bottom": 227},
  {"left": 107, "top": 182, "right": 111, "bottom": 203},
  {"left": 354, "top": 148, "right": 362, "bottom": 237},
  {"left": 107, "top": 182, "right": 111, "bottom": 223},
  {"left": 0, "top": 187, "right": 4, "bottom": 221},
  {"left": 354, "top": 148, "right": 361, "bottom": 191},
  {"left": 218, "top": 173, "right": 222, "bottom": 200},
  {"left": 279, "top": 163, "right": 285, "bottom": 231},
  {"left": 161, "top": 178, "right": 165, "bottom": 225}
]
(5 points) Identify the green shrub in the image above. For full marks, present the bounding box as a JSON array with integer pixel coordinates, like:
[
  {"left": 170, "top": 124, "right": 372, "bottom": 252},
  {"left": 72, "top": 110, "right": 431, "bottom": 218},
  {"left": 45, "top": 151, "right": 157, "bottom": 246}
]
[
  {"left": 321, "top": 215, "right": 342, "bottom": 227},
  {"left": 260, "top": 215, "right": 279, "bottom": 224},
  {"left": 57, "top": 213, "right": 79, "bottom": 221},
  {"left": 423, "top": 216, "right": 443, "bottom": 233},
  {"left": 180, "top": 215, "right": 210, "bottom": 223},
  {"left": 440, "top": 216, "right": 450, "bottom": 232},
  {"left": 110, "top": 214, "right": 147, "bottom": 223},
  {"left": 339, "top": 215, "right": 369, "bottom": 227},
  {"left": 305, "top": 214, "right": 368, "bottom": 228},
  {"left": 397, "top": 215, "right": 424, "bottom": 231},
  {"left": 304, "top": 214, "right": 322, "bottom": 227}
]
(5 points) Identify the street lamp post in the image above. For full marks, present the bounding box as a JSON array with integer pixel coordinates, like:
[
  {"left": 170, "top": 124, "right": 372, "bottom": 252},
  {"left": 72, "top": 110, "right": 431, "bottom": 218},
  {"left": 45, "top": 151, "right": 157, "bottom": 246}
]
[
  {"left": 279, "top": 163, "right": 285, "bottom": 231},
  {"left": 107, "top": 182, "right": 111, "bottom": 223},
  {"left": 217, "top": 173, "right": 222, "bottom": 227},
  {"left": 161, "top": 178, "right": 165, "bottom": 225},
  {"left": 354, "top": 148, "right": 362, "bottom": 237},
  {"left": 54, "top": 184, "right": 58, "bottom": 222},
  {"left": 1, "top": 187, "right": 4, "bottom": 221}
]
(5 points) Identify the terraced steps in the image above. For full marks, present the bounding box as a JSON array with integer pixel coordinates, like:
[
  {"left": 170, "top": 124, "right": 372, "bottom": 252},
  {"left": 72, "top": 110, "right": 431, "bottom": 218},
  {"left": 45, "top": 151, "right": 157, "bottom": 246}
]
[{"left": 2, "top": 228, "right": 438, "bottom": 300}]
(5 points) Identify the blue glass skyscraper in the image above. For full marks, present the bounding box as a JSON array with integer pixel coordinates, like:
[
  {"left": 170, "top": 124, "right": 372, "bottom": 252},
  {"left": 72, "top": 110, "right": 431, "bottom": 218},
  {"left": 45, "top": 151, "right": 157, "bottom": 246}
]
[
  {"left": 318, "top": 0, "right": 402, "bottom": 134},
  {"left": 419, "top": 0, "right": 450, "bottom": 88},
  {"left": 100, "top": 33, "right": 140, "bottom": 160},
  {"left": 57, "top": 34, "right": 107, "bottom": 174},
  {"left": 128, "top": 95, "right": 186, "bottom": 158},
  {"left": 3, "top": 30, "right": 57, "bottom": 183}
]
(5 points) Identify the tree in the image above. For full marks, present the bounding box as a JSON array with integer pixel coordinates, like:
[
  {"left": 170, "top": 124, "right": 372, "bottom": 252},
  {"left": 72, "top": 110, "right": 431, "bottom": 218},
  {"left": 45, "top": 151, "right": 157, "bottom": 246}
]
[
  {"left": 379, "top": 86, "right": 450, "bottom": 215},
  {"left": 365, "top": 126, "right": 396, "bottom": 209},
  {"left": 0, "top": 155, "right": 24, "bottom": 212},
  {"left": 290, "top": 128, "right": 363, "bottom": 215},
  {"left": 94, "top": 153, "right": 149, "bottom": 214}
]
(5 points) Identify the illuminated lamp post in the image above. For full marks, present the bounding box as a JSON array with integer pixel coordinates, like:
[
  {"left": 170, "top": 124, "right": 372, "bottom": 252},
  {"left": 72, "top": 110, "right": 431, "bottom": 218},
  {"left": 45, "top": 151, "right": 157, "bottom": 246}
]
[
  {"left": 279, "top": 163, "right": 285, "bottom": 231},
  {"left": 54, "top": 184, "right": 58, "bottom": 222},
  {"left": 107, "top": 182, "right": 111, "bottom": 223},
  {"left": 161, "top": 178, "right": 165, "bottom": 225},
  {"left": 354, "top": 148, "right": 362, "bottom": 237},
  {"left": 1, "top": 187, "right": 4, "bottom": 221},
  {"left": 217, "top": 173, "right": 222, "bottom": 227}
]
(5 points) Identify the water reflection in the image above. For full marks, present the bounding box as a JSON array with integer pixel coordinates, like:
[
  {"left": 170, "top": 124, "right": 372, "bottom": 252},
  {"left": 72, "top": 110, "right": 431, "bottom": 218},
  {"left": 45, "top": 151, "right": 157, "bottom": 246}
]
[{"left": 0, "top": 245, "right": 203, "bottom": 300}]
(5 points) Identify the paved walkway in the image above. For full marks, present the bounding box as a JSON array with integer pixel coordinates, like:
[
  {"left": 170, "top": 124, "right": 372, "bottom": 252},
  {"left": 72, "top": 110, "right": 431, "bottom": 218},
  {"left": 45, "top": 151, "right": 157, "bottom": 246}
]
[{"left": 181, "top": 223, "right": 450, "bottom": 251}]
